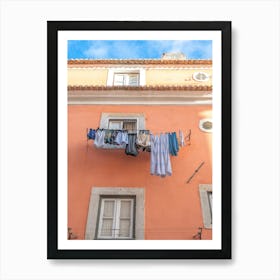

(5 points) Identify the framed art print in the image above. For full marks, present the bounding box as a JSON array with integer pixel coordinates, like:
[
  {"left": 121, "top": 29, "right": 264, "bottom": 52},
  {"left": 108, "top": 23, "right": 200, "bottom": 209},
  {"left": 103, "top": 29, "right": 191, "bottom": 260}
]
[{"left": 47, "top": 21, "right": 231, "bottom": 259}]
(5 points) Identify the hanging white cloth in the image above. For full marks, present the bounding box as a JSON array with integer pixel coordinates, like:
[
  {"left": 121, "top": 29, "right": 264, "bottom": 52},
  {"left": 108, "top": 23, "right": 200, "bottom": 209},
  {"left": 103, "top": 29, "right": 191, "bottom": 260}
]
[
  {"left": 94, "top": 129, "right": 105, "bottom": 148},
  {"left": 150, "top": 133, "right": 172, "bottom": 177},
  {"left": 179, "top": 129, "right": 185, "bottom": 147}
]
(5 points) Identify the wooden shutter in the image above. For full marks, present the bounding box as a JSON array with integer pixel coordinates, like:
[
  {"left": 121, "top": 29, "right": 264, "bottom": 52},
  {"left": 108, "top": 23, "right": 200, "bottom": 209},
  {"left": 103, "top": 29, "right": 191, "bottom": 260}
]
[
  {"left": 98, "top": 198, "right": 134, "bottom": 239},
  {"left": 119, "top": 200, "right": 133, "bottom": 238},
  {"left": 123, "top": 120, "right": 136, "bottom": 131},
  {"left": 99, "top": 200, "right": 115, "bottom": 237}
]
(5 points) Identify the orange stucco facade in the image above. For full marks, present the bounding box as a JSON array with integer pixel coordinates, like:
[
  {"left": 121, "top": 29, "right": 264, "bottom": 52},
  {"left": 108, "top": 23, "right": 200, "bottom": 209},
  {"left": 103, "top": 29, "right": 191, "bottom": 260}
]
[{"left": 68, "top": 58, "right": 213, "bottom": 240}]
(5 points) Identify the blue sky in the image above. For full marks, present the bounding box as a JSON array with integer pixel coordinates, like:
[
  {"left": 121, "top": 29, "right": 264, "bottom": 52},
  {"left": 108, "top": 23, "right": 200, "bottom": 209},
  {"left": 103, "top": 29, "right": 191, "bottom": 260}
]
[{"left": 68, "top": 40, "right": 212, "bottom": 59}]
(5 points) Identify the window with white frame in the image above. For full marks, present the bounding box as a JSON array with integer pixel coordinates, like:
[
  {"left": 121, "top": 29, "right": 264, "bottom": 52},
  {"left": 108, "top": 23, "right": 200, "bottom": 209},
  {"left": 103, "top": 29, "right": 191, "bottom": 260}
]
[
  {"left": 199, "top": 118, "right": 212, "bottom": 133},
  {"left": 113, "top": 73, "right": 139, "bottom": 86},
  {"left": 85, "top": 187, "right": 145, "bottom": 240},
  {"left": 107, "top": 68, "right": 146, "bottom": 86},
  {"left": 100, "top": 113, "right": 145, "bottom": 131},
  {"left": 193, "top": 71, "right": 209, "bottom": 82},
  {"left": 98, "top": 113, "right": 145, "bottom": 149},
  {"left": 199, "top": 184, "right": 212, "bottom": 229},
  {"left": 108, "top": 119, "right": 137, "bottom": 132},
  {"left": 97, "top": 196, "right": 135, "bottom": 239}
]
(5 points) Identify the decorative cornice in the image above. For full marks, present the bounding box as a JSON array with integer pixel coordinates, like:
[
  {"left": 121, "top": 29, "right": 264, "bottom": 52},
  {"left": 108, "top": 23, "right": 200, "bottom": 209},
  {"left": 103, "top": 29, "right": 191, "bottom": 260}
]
[
  {"left": 67, "top": 85, "right": 212, "bottom": 91},
  {"left": 68, "top": 59, "right": 212, "bottom": 65},
  {"left": 68, "top": 88, "right": 212, "bottom": 105},
  {"left": 69, "top": 66, "right": 212, "bottom": 70}
]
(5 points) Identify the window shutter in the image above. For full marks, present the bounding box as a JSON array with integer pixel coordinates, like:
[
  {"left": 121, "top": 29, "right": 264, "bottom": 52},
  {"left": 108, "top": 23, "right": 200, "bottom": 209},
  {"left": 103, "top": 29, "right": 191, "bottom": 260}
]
[
  {"left": 97, "top": 197, "right": 134, "bottom": 239},
  {"left": 100, "top": 200, "right": 115, "bottom": 237},
  {"left": 123, "top": 120, "right": 136, "bottom": 131},
  {"left": 119, "top": 200, "right": 132, "bottom": 238}
]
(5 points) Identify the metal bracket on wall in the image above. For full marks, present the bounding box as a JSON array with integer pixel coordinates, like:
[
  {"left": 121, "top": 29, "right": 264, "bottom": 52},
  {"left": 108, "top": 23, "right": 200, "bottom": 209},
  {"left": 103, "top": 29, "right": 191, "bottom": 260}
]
[{"left": 186, "top": 161, "right": 205, "bottom": 184}]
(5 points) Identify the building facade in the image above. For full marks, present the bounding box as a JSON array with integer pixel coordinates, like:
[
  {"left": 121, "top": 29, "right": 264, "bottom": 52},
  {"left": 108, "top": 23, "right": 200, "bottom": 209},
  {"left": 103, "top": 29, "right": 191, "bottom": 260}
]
[{"left": 67, "top": 54, "right": 213, "bottom": 240}]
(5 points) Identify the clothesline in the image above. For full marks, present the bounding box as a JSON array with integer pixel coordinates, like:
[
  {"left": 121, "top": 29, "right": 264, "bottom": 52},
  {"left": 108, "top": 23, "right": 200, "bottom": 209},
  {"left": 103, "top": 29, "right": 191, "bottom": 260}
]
[{"left": 87, "top": 128, "right": 191, "bottom": 142}]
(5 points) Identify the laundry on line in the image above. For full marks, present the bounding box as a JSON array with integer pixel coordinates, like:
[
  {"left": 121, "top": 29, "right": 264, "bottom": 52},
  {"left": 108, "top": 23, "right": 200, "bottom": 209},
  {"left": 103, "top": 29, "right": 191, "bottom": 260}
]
[{"left": 86, "top": 128, "right": 191, "bottom": 177}]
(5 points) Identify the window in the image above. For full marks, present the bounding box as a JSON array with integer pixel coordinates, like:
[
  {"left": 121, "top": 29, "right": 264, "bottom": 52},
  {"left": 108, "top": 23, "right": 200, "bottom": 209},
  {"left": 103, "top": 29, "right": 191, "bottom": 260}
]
[
  {"left": 85, "top": 187, "right": 145, "bottom": 240},
  {"left": 108, "top": 119, "right": 137, "bottom": 132},
  {"left": 98, "top": 113, "right": 145, "bottom": 149},
  {"left": 107, "top": 68, "right": 146, "bottom": 86},
  {"left": 199, "top": 118, "right": 212, "bottom": 133},
  {"left": 113, "top": 73, "right": 139, "bottom": 86},
  {"left": 97, "top": 196, "right": 135, "bottom": 239},
  {"left": 193, "top": 71, "right": 209, "bottom": 82},
  {"left": 100, "top": 113, "right": 145, "bottom": 131},
  {"left": 199, "top": 184, "right": 212, "bottom": 229}
]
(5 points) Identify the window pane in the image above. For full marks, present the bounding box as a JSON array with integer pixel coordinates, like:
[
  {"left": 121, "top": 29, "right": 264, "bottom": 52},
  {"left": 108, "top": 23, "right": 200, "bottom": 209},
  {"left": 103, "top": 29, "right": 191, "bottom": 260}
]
[
  {"left": 100, "top": 218, "right": 113, "bottom": 237},
  {"left": 128, "top": 74, "right": 139, "bottom": 86},
  {"left": 113, "top": 74, "right": 125, "bottom": 85},
  {"left": 109, "top": 120, "right": 122, "bottom": 130},
  {"left": 123, "top": 120, "right": 136, "bottom": 130},
  {"left": 120, "top": 200, "right": 131, "bottom": 218},
  {"left": 103, "top": 200, "right": 115, "bottom": 217},
  {"left": 119, "top": 219, "right": 130, "bottom": 237}
]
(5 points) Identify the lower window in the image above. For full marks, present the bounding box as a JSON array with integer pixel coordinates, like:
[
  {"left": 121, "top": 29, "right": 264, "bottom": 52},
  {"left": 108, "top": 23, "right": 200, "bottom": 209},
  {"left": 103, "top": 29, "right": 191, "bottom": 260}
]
[
  {"left": 97, "top": 196, "right": 135, "bottom": 239},
  {"left": 85, "top": 187, "right": 145, "bottom": 240},
  {"left": 199, "top": 184, "right": 212, "bottom": 229}
]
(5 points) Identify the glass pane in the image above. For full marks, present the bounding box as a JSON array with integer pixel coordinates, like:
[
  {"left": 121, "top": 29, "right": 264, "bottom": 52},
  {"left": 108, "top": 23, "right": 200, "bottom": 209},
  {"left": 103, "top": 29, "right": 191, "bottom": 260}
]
[
  {"left": 120, "top": 200, "right": 131, "bottom": 218},
  {"left": 123, "top": 121, "right": 136, "bottom": 130},
  {"left": 119, "top": 219, "right": 130, "bottom": 237},
  {"left": 109, "top": 120, "right": 122, "bottom": 130},
  {"left": 100, "top": 218, "right": 113, "bottom": 237},
  {"left": 128, "top": 74, "right": 139, "bottom": 86},
  {"left": 113, "top": 74, "right": 125, "bottom": 85},
  {"left": 103, "top": 200, "right": 115, "bottom": 218}
]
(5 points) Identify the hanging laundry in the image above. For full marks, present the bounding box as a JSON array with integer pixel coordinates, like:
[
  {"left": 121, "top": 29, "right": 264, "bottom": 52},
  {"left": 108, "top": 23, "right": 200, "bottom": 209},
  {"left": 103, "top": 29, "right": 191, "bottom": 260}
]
[
  {"left": 114, "top": 130, "right": 128, "bottom": 145},
  {"left": 168, "top": 132, "right": 179, "bottom": 156},
  {"left": 125, "top": 133, "right": 139, "bottom": 156},
  {"left": 111, "top": 130, "right": 119, "bottom": 144},
  {"left": 150, "top": 133, "right": 172, "bottom": 177},
  {"left": 104, "top": 130, "right": 113, "bottom": 144},
  {"left": 87, "top": 128, "right": 96, "bottom": 140},
  {"left": 136, "top": 130, "right": 151, "bottom": 147},
  {"left": 94, "top": 129, "right": 105, "bottom": 148},
  {"left": 178, "top": 129, "right": 185, "bottom": 147},
  {"left": 185, "top": 129, "right": 191, "bottom": 145}
]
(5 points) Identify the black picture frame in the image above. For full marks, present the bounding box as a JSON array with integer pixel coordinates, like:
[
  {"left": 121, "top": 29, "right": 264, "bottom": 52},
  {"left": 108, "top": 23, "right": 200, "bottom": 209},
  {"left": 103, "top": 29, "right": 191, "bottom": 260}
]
[{"left": 47, "top": 21, "right": 231, "bottom": 259}]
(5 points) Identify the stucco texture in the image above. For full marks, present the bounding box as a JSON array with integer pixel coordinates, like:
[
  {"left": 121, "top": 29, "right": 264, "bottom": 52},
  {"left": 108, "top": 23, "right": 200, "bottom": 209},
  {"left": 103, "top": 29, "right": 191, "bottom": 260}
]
[{"left": 68, "top": 105, "right": 212, "bottom": 240}]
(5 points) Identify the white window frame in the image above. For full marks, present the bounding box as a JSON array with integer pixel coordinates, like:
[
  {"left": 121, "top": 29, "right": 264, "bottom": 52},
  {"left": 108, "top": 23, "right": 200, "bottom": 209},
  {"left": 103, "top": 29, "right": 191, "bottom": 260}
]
[
  {"left": 108, "top": 119, "right": 137, "bottom": 131},
  {"left": 98, "top": 113, "right": 146, "bottom": 149},
  {"left": 199, "top": 184, "right": 212, "bottom": 229},
  {"left": 113, "top": 73, "right": 140, "bottom": 86},
  {"left": 85, "top": 187, "right": 145, "bottom": 240},
  {"left": 100, "top": 113, "right": 145, "bottom": 131},
  {"left": 192, "top": 71, "right": 209, "bottom": 82},
  {"left": 107, "top": 68, "right": 146, "bottom": 86},
  {"left": 199, "top": 118, "right": 213, "bottom": 133},
  {"left": 97, "top": 197, "right": 134, "bottom": 239}
]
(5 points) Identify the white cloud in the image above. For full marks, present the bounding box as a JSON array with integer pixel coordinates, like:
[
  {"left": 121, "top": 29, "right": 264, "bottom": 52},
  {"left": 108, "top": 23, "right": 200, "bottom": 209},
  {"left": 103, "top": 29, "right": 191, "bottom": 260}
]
[
  {"left": 82, "top": 40, "right": 212, "bottom": 59},
  {"left": 84, "top": 45, "right": 109, "bottom": 58}
]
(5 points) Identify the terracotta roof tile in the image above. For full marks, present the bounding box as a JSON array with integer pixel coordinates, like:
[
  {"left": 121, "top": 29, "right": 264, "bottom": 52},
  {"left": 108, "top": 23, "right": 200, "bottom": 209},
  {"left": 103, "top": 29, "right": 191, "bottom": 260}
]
[
  {"left": 68, "top": 59, "right": 212, "bottom": 65},
  {"left": 68, "top": 85, "right": 212, "bottom": 91}
]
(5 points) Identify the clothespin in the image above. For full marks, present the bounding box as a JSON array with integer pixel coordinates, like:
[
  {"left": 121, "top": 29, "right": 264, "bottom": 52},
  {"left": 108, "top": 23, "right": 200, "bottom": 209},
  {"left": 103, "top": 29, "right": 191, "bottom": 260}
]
[{"left": 185, "top": 129, "right": 191, "bottom": 145}]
